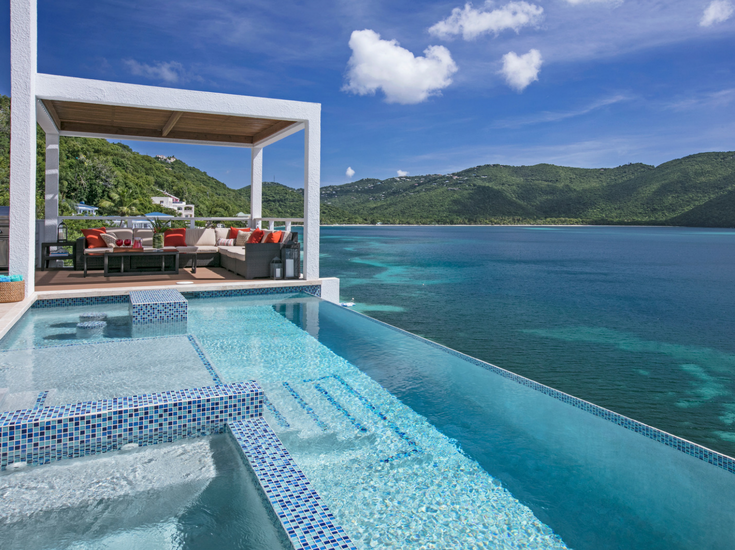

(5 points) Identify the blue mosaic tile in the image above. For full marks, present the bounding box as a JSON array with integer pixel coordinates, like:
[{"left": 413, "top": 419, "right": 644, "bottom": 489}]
[
  {"left": 283, "top": 381, "right": 328, "bottom": 431},
  {"left": 129, "top": 289, "right": 188, "bottom": 325},
  {"left": 1, "top": 382, "right": 262, "bottom": 470},
  {"left": 31, "top": 295, "right": 129, "bottom": 308},
  {"left": 263, "top": 395, "right": 290, "bottom": 429},
  {"left": 305, "top": 375, "right": 420, "bottom": 463},
  {"left": 187, "top": 335, "right": 223, "bottom": 385},
  {"left": 33, "top": 391, "right": 49, "bottom": 409},
  {"left": 228, "top": 418, "right": 357, "bottom": 550},
  {"left": 349, "top": 309, "right": 735, "bottom": 475}
]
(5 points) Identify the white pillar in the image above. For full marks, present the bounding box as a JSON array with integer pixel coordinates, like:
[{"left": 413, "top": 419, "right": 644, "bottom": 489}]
[
  {"left": 10, "top": 0, "right": 38, "bottom": 294},
  {"left": 303, "top": 119, "right": 320, "bottom": 280},
  {"left": 250, "top": 146, "right": 262, "bottom": 229},
  {"left": 44, "top": 133, "right": 59, "bottom": 243}
]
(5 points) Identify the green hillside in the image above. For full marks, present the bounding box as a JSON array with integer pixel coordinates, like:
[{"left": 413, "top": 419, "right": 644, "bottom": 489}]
[
  {"left": 322, "top": 154, "right": 735, "bottom": 226},
  {"left": 1, "top": 94, "right": 734, "bottom": 227}
]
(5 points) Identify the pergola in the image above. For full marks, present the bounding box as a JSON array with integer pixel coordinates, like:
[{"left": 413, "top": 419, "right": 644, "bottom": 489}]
[{"left": 9, "top": 0, "right": 321, "bottom": 295}]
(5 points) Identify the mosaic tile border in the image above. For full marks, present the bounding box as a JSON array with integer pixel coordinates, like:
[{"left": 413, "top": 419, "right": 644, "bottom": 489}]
[
  {"left": 182, "top": 285, "right": 322, "bottom": 300},
  {"left": 31, "top": 294, "right": 130, "bottom": 308},
  {"left": 229, "top": 418, "right": 357, "bottom": 550},
  {"left": 30, "top": 284, "right": 322, "bottom": 310},
  {"left": 1, "top": 382, "right": 262, "bottom": 470},
  {"left": 346, "top": 307, "right": 735, "bottom": 475},
  {"left": 187, "top": 335, "right": 223, "bottom": 385}
]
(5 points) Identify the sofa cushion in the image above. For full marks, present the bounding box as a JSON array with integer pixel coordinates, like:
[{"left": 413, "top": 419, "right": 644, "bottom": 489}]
[
  {"left": 81, "top": 228, "right": 107, "bottom": 249},
  {"left": 264, "top": 230, "right": 283, "bottom": 243},
  {"left": 164, "top": 231, "right": 187, "bottom": 247},
  {"left": 215, "top": 228, "right": 230, "bottom": 241},
  {"left": 247, "top": 229, "right": 265, "bottom": 243},
  {"left": 235, "top": 231, "right": 250, "bottom": 246},
  {"left": 185, "top": 227, "right": 216, "bottom": 247},
  {"left": 216, "top": 238, "right": 235, "bottom": 246},
  {"left": 100, "top": 233, "right": 117, "bottom": 248},
  {"left": 175, "top": 246, "right": 219, "bottom": 253}
]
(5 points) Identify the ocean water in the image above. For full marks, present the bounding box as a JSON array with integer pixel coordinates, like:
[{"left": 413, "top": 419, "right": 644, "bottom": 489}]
[{"left": 319, "top": 225, "right": 735, "bottom": 458}]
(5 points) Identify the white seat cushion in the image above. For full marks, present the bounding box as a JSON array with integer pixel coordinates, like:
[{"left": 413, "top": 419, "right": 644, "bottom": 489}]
[
  {"left": 219, "top": 246, "right": 246, "bottom": 259},
  {"left": 175, "top": 246, "right": 219, "bottom": 253}
]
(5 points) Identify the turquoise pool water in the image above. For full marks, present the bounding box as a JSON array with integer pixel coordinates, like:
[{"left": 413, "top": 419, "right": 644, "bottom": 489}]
[
  {"left": 2, "top": 293, "right": 735, "bottom": 549},
  {"left": 0, "top": 435, "right": 291, "bottom": 549}
]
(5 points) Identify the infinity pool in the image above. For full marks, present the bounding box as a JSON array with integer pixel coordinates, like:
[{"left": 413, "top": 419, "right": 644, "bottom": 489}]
[{"left": 2, "top": 292, "right": 734, "bottom": 549}]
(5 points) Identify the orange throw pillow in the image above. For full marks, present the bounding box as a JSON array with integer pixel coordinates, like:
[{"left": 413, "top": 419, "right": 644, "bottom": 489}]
[
  {"left": 247, "top": 229, "right": 265, "bottom": 243},
  {"left": 264, "top": 230, "right": 283, "bottom": 243},
  {"left": 81, "top": 228, "right": 107, "bottom": 249},
  {"left": 164, "top": 233, "right": 187, "bottom": 247},
  {"left": 229, "top": 227, "right": 251, "bottom": 239}
]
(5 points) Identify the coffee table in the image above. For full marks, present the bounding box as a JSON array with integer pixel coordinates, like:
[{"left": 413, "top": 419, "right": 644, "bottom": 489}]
[{"left": 83, "top": 249, "right": 179, "bottom": 277}]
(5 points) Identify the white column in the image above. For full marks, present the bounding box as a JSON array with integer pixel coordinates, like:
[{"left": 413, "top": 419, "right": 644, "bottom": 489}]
[
  {"left": 10, "top": 0, "right": 38, "bottom": 294},
  {"left": 44, "top": 133, "right": 59, "bottom": 243},
  {"left": 303, "top": 119, "right": 320, "bottom": 280},
  {"left": 250, "top": 146, "right": 262, "bottom": 229}
]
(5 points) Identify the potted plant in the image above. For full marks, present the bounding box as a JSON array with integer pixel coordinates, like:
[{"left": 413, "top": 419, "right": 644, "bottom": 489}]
[{"left": 146, "top": 217, "right": 171, "bottom": 249}]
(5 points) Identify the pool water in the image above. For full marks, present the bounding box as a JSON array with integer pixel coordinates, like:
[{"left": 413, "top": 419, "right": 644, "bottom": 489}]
[
  {"left": 2, "top": 293, "right": 735, "bottom": 549},
  {"left": 0, "top": 435, "right": 291, "bottom": 550}
]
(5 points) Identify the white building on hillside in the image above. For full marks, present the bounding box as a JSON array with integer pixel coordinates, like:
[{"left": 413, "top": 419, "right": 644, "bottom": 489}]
[{"left": 151, "top": 192, "right": 195, "bottom": 218}]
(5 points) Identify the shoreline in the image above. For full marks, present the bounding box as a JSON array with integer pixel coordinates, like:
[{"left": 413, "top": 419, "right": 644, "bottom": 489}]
[{"left": 318, "top": 224, "right": 732, "bottom": 229}]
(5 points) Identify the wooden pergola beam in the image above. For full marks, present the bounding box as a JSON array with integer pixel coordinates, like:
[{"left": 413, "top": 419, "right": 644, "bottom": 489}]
[{"left": 162, "top": 111, "right": 183, "bottom": 137}]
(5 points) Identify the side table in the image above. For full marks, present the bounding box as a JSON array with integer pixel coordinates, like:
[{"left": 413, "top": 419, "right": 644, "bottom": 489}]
[{"left": 41, "top": 241, "right": 77, "bottom": 270}]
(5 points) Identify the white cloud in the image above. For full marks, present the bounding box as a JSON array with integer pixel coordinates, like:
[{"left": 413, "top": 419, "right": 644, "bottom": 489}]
[
  {"left": 342, "top": 29, "right": 458, "bottom": 104},
  {"left": 346, "top": 166, "right": 356, "bottom": 178},
  {"left": 700, "top": 0, "right": 734, "bottom": 26},
  {"left": 500, "top": 49, "right": 543, "bottom": 91},
  {"left": 124, "top": 60, "right": 187, "bottom": 83},
  {"left": 429, "top": 1, "right": 544, "bottom": 40},
  {"left": 397, "top": 170, "right": 409, "bottom": 177}
]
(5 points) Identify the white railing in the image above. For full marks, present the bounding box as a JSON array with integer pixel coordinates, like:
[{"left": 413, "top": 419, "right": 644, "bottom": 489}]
[{"left": 58, "top": 215, "right": 304, "bottom": 232}]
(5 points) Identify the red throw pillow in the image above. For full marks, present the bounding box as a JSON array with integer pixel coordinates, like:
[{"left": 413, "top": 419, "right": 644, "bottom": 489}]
[
  {"left": 81, "top": 228, "right": 107, "bottom": 249},
  {"left": 164, "top": 231, "right": 187, "bottom": 247},
  {"left": 264, "top": 230, "right": 283, "bottom": 243},
  {"left": 247, "top": 229, "right": 265, "bottom": 243},
  {"left": 229, "top": 227, "right": 251, "bottom": 240}
]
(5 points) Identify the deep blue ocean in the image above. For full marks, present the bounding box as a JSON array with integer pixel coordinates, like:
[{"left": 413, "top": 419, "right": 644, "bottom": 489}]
[{"left": 319, "top": 226, "right": 735, "bottom": 458}]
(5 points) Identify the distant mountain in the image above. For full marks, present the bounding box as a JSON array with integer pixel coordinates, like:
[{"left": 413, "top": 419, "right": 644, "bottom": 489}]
[
  {"left": 322, "top": 153, "right": 735, "bottom": 226},
  {"left": 1, "top": 94, "right": 734, "bottom": 227}
]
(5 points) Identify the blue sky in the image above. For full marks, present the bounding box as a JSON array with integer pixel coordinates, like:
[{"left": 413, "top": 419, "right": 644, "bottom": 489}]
[{"left": 1, "top": 0, "right": 734, "bottom": 189}]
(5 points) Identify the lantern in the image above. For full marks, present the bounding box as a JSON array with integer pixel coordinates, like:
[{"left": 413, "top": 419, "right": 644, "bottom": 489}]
[
  {"left": 281, "top": 243, "right": 300, "bottom": 279},
  {"left": 270, "top": 256, "right": 283, "bottom": 279},
  {"left": 57, "top": 221, "right": 67, "bottom": 242}
]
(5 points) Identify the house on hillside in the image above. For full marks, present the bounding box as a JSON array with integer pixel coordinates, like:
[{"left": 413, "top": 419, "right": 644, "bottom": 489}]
[{"left": 151, "top": 191, "right": 195, "bottom": 218}]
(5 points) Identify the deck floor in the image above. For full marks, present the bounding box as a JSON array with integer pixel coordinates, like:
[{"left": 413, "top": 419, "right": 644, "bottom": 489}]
[{"left": 35, "top": 267, "right": 248, "bottom": 291}]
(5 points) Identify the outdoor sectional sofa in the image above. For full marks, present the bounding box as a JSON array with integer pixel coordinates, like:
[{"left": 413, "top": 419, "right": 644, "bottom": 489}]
[{"left": 75, "top": 227, "right": 298, "bottom": 279}]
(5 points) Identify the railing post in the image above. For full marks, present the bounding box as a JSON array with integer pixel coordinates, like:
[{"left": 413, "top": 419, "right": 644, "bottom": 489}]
[
  {"left": 269, "top": 220, "right": 275, "bottom": 231},
  {"left": 285, "top": 221, "right": 292, "bottom": 232},
  {"left": 190, "top": 218, "right": 196, "bottom": 229}
]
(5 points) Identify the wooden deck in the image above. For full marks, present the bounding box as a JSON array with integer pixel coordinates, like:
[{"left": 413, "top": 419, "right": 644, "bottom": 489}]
[{"left": 35, "top": 267, "right": 247, "bottom": 291}]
